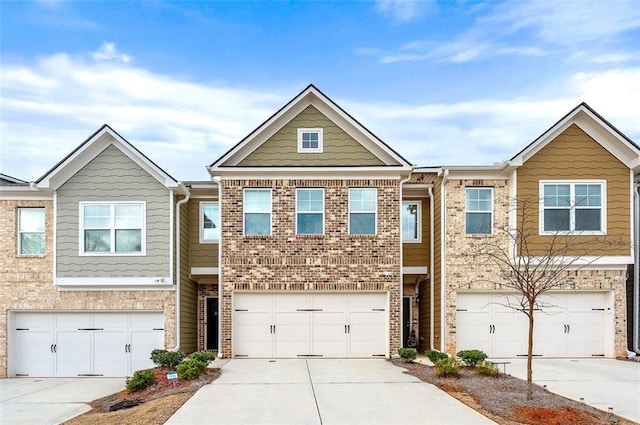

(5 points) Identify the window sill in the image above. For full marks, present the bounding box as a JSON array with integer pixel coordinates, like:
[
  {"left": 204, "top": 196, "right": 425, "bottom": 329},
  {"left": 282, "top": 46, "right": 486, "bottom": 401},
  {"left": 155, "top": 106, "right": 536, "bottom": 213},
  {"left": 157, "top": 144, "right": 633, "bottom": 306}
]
[
  {"left": 465, "top": 234, "right": 494, "bottom": 238},
  {"left": 16, "top": 254, "right": 47, "bottom": 258},
  {"left": 296, "top": 234, "right": 325, "bottom": 239},
  {"left": 348, "top": 234, "right": 377, "bottom": 238}
]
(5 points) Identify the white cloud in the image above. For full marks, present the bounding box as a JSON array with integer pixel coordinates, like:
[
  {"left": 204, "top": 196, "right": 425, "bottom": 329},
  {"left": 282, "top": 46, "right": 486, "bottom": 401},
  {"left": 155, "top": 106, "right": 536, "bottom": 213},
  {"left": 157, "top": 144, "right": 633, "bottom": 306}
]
[
  {"left": 375, "top": 0, "right": 435, "bottom": 23},
  {"left": 91, "top": 42, "right": 132, "bottom": 63}
]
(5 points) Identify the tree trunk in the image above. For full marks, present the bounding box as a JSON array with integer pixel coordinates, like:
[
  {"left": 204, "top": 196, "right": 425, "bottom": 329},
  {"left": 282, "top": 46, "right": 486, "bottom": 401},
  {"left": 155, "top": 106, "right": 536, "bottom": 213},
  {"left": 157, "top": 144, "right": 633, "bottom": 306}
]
[{"left": 527, "top": 303, "right": 535, "bottom": 400}]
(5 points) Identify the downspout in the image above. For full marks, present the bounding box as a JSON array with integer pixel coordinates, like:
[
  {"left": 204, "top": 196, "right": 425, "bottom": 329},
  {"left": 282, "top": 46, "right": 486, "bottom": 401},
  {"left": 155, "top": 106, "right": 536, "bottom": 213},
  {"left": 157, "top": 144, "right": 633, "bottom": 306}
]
[
  {"left": 398, "top": 172, "right": 413, "bottom": 351},
  {"left": 634, "top": 183, "right": 640, "bottom": 354},
  {"left": 212, "top": 175, "right": 223, "bottom": 357},
  {"left": 440, "top": 169, "right": 449, "bottom": 352},
  {"left": 428, "top": 185, "right": 435, "bottom": 350},
  {"left": 170, "top": 182, "right": 191, "bottom": 351}
]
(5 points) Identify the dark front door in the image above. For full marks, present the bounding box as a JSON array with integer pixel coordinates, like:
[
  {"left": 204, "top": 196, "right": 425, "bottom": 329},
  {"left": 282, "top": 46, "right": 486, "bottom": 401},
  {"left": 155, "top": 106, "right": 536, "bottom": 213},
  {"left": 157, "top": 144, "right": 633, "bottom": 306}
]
[
  {"left": 403, "top": 296, "right": 411, "bottom": 347},
  {"left": 205, "top": 297, "right": 219, "bottom": 350}
]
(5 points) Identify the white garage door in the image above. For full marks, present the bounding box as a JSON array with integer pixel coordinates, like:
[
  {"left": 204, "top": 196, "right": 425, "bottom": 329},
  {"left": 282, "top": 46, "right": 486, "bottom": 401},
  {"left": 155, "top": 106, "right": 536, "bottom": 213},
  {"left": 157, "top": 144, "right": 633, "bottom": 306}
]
[
  {"left": 13, "top": 312, "right": 164, "bottom": 377},
  {"left": 233, "top": 293, "right": 387, "bottom": 358},
  {"left": 456, "top": 292, "right": 609, "bottom": 358}
]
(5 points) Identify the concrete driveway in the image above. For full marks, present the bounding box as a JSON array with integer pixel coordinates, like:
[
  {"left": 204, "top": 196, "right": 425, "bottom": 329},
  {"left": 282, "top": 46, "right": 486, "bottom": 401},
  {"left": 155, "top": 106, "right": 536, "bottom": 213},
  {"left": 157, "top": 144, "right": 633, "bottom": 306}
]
[
  {"left": 0, "top": 377, "right": 124, "bottom": 425},
  {"left": 165, "top": 359, "right": 496, "bottom": 425},
  {"left": 505, "top": 358, "right": 640, "bottom": 423}
]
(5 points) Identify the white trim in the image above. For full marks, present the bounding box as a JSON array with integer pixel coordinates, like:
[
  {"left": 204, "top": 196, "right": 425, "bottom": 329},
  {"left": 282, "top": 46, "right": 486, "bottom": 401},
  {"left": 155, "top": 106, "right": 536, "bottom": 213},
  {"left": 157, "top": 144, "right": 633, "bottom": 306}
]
[
  {"left": 243, "top": 188, "right": 272, "bottom": 236},
  {"left": 17, "top": 207, "right": 46, "bottom": 255},
  {"left": 539, "top": 180, "right": 607, "bottom": 235},
  {"left": 169, "top": 191, "right": 174, "bottom": 286},
  {"left": 402, "top": 266, "right": 428, "bottom": 274},
  {"left": 401, "top": 200, "right": 422, "bottom": 243},
  {"left": 191, "top": 267, "right": 219, "bottom": 275},
  {"left": 519, "top": 255, "right": 632, "bottom": 268},
  {"left": 465, "top": 187, "right": 493, "bottom": 235},
  {"left": 440, "top": 170, "right": 448, "bottom": 352},
  {"left": 297, "top": 128, "right": 323, "bottom": 153},
  {"left": 508, "top": 169, "right": 517, "bottom": 259},
  {"left": 55, "top": 277, "right": 175, "bottom": 291},
  {"left": 78, "top": 201, "right": 147, "bottom": 255},
  {"left": 199, "top": 201, "right": 220, "bottom": 243},
  {"left": 348, "top": 187, "right": 377, "bottom": 235},
  {"left": 213, "top": 168, "right": 409, "bottom": 179},
  {"left": 53, "top": 192, "right": 57, "bottom": 284},
  {"left": 295, "top": 188, "right": 325, "bottom": 235}
]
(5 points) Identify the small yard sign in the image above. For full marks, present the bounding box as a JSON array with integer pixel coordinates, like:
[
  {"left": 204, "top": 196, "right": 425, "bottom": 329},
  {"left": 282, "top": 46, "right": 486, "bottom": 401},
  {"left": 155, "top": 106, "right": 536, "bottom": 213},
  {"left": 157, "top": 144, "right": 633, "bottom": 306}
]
[{"left": 167, "top": 370, "right": 178, "bottom": 383}]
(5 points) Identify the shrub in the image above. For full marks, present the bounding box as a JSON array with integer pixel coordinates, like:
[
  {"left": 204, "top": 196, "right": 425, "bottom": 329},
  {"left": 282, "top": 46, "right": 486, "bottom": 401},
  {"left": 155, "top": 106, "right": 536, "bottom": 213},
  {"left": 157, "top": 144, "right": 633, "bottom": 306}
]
[
  {"left": 435, "top": 358, "right": 462, "bottom": 378},
  {"left": 425, "top": 349, "right": 448, "bottom": 363},
  {"left": 475, "top": 360, "right": 499, "bottom": 377},
  {"left": 150, "top": 349, "right": 185, "bottom": 368},
  {"left": 397, "top": 348, "right": 417, "bottom": 362},
  {"left": 125, "top": 369, "right": 155, "bottom": 392},
  {"left": 457, "top": 349, "right": 488, "bottom": 367},
  {"left": 176, "top": 358, "right": 207, "bottom": 380},
  {"left": 188, "top": 350, "right": 215, "bottom": 365}
]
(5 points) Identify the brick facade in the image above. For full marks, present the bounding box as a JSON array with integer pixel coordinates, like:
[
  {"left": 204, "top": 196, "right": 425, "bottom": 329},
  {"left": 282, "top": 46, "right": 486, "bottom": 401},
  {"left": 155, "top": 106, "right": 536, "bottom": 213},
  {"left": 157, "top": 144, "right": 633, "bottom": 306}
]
[{"left": 219, "top": 178, "right": 402, "bottom": 357}]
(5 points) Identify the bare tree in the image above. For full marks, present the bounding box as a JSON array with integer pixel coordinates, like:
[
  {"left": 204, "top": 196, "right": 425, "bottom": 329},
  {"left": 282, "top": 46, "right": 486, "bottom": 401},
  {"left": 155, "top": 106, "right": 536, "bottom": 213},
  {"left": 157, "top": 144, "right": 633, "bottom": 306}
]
[{"left": 468, "top": 196, "right": 621, "bottom": 400}]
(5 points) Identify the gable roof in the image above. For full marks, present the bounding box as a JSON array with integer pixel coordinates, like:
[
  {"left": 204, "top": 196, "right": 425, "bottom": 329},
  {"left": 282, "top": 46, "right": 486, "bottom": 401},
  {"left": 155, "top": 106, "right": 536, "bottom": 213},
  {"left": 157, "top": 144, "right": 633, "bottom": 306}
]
[
  {"left": 209, "top": 84, "right": 413, "bottom": 173},
  {"left": 0, "top": 173, "right": 28, "bottom": 186},
  {"left": 510, "top": 102, "right": 640, "bottom": 169},
  {"left": 35, "top": 124, "right": 179, "bottom": 190}
]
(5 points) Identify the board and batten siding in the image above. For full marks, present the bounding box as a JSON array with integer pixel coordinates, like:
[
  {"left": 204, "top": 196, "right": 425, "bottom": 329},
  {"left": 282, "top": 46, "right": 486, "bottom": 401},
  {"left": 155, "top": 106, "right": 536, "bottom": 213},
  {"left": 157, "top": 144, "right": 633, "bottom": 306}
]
[
  {"left": 56, "top": 143, "right": 171, "bottom": 277},
  {"left": 237, "top": 106, "right": 387, "bottom": 166},
  {"left": 517, "top": 124, "right": 631, "bottom": 256},
  {"left": 189, "top": 200, "right": 218, "bottom": 269}
]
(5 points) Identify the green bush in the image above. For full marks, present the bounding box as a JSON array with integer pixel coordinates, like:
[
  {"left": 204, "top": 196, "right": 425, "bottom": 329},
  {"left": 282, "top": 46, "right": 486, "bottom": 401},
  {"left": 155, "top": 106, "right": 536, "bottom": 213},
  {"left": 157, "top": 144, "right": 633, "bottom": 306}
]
[
  {"left": 475, "top": 360, "right": 499, "bottom": 377},
  {"left": 397, "top": 348, "right": 417, "bottom": 362},
  {"left": 150, "top": 349, "right": 185, "bottom": 368},
  {"left": 176, "top": 358, "right": 207, "bottom": 380},
  {"left": 457, "top": 349, "right": 488, "bottom": 367},
  {"left": 188, "top": 350, "right": 215, "bottom": 365},
  {"left": 434, "top": 358, "right": 462, "bottom": 378},
  {"left": 425, "top": 349, "right": 448, "bottom": 363},
  {"left": 125, "top": 369, "right": 155, "bottom": 392}
]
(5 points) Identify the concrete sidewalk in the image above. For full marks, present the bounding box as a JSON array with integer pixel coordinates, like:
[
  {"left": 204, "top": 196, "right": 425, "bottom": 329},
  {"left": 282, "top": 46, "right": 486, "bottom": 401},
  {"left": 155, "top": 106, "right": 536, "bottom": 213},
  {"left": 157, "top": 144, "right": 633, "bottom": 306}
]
[
  {"left": 504, "top": 358, "right": 640, "bottom": 423},
  {"left": 166, "top": 359, "right": 496, "bottom": 425},
  {"left": 0, "top": 377, "right": 124, "bottom": 425}
]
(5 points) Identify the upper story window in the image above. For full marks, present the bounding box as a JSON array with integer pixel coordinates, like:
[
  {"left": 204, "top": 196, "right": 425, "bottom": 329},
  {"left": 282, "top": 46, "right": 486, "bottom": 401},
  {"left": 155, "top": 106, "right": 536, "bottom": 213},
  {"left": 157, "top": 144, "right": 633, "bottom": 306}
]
[
  {"left": 296, "top": 188, "right": 324, "bottom": 235},
  {"left": 297, "top": 128, "right": 323, "bottom": 153},
  {"left": 200, "top": 202, "right": 219, "bottom": 242},
  {"left": 465, "top": 188, "right": 493, "bottom": 235},
  {"left": 18, "top": 208, "right": 45, "bottom": 255},
  {"left": 244, "top": 189, "right": 272, "bottom": 236},
  {"left": 402, "top": 201, "right": 421, "bottom": 242},
  {"left": 349, "top": 188, "right": 377, "bottom": 235},
  {"left": 80, "top": 202, "right": 145, "bottom": 254},
  {"left": 541, "top": 181, "right": 605, "bottom": 234}
]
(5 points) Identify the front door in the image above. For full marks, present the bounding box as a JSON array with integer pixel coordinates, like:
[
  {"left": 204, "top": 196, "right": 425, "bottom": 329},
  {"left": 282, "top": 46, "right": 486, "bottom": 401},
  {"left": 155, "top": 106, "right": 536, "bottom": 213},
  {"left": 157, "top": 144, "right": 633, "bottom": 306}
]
[
  {"left": 403, "top": 297, "right": 411, "bottom": 347},
  {"left": 205, "top": 297, "right": 219, "bottom": 351}
]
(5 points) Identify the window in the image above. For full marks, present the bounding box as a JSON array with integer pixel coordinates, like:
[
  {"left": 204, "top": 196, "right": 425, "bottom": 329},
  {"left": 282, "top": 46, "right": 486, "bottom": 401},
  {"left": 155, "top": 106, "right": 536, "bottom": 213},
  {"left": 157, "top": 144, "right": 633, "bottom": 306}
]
[
  {"left": 81, "top": 202, "right": 144, "bottom": 254},
  {"left": 465, "top": 188, "right": 493, "bottom": 235},
  {"left": 296, "top": 189, "right": 324, "bottom": 235},
  {"left": 541, "top": 182, "right": 604, "bottom": 233},
  {"left": 402, "top": 201, "right": 421, "bottom": 242},
  {"left": 200, "top": 202, "right": 219, "bottom": 242},
  {"left": 297, "top": 128, "right": 323, "bottom": 153},
  {"left": 244, "top": 189, "right": 271, "bottom": 236},
  {"left": 349, "top": 188, "right": 377, "bottom": 235},
  {"left": 18, "top": 208, "right": 45, "bottom": 255}
]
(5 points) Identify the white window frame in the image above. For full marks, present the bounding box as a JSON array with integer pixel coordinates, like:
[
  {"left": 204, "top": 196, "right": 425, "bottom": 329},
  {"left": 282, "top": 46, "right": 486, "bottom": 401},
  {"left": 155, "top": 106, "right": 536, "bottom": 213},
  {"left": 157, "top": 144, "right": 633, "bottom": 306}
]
[
  {"left": 295, "top": 188, "right": 325, "bottom": 235},
  {"left": 539, "top": 180, "right": 607, "bottom": 235},
  {"left": 402, "top": 201, "right": 422, "bottom": 243},
  {"left": 465, "top": 187, "right": 493, "bottom": 236},
  {"left": 348, "top": 188, "right": 377, "bottom": 235},
  {"left": 243, "top": 189, "right": 272, "bottom": 236},
  {"left": 79, "top": 201, "right": 146, "bottom": 256},
  {"left": 199, "top": 201, "right": 220, "bottom": 243},
  {"left": 17, "top": 207, "right": 46, "bottom": 255},
  {"left": 297, "top": 128, "right": 323, "bottom": 153}
]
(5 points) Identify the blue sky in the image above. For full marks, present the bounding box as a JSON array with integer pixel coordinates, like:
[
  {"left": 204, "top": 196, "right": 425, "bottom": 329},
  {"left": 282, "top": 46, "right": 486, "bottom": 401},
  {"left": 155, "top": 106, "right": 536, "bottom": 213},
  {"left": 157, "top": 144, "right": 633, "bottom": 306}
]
[{"left": 2, "top": 0, "right": 639, "bottom": 181}]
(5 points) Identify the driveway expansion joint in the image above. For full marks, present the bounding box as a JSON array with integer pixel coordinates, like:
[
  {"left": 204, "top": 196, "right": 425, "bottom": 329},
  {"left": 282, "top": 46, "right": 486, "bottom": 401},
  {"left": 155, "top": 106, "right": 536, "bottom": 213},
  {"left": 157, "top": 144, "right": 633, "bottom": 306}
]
[{"left": 305, "top": 360, "right": 323, "bottom": 425}]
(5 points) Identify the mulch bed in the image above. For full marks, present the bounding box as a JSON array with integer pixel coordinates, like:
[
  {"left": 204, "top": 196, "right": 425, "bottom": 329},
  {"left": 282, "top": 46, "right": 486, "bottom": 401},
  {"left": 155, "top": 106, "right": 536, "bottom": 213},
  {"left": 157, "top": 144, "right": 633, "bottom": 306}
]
[{"left": 392, "top": 360, "right": 634, "bottom": 425}]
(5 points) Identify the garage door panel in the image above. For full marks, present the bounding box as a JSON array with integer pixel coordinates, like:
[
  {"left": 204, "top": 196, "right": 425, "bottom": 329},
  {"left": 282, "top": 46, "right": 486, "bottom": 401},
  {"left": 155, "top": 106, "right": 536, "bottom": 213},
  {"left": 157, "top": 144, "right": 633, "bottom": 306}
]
[
  {"left": 349, "top": 293, "right": 385, "bottom": 310},
  {"left": 312, "top": 294, "right": 345, "bottom": 310},
  {"left": 15, "top": 330, "right": 54, "bottom": 376},
  {"left": 55, "top": 313, "right": 91, "bottom": 329},
  {"left": 275, "top": 294, "right": 309, "bottom": 309},
  {"left": 568, "top": 311, "right": 604, "bottom": 357},
  {"left": 130, "top": 330, "right": 163, "bottom": 371},
  {"left": 456, "top": 312, "right": 491, "bottom": 354},
  {"left": 56, "top": 331, "right": 92, "bottom": 376},
  {"left": 234, "top": 310, "right": 273, "bottom": 357},
  {"left": 94, "top": 331, "right": 128, "bottom": 376},
  {"left": 493, "top": 312, "right": 529, "bottom": 357},
  {"left": 348, "top": 311, "right": 385, "bottom": 357}
]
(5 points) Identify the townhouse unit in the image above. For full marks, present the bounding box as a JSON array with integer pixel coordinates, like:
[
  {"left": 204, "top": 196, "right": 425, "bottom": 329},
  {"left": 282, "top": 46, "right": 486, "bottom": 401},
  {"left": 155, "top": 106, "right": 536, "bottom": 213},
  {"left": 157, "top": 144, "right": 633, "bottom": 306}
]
[{"left": 1, "top": 85, "right": 639, "bottom": 377}]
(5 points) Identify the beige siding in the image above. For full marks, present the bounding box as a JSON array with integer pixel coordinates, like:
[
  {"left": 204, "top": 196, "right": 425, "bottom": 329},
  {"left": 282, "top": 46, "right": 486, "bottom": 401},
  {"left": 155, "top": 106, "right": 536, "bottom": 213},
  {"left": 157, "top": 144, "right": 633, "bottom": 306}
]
[
  {"left": 237, "top": 106, "right": 386, "bottom": 166},
  {"left": 402, "top": 197, "right": 430, "bottom": 267},
  {"left": 179, "top": 199, "right": 197, "bottom": 353},
  {"left": 188, "top": 200, "right": 218, "bottom": 269},
  {"left": 56, "top": 142, "right": 171, "bottom": 277},
  {"left": 517, "top": 124, "right": 631, "bottom": 256}
]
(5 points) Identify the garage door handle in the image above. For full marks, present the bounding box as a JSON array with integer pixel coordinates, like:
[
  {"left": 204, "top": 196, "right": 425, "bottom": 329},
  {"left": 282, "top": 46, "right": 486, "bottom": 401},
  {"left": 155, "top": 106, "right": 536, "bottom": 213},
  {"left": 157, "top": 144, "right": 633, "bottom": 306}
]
[
  {"left": 50, "top": 344, "right": 54, "bottom": 353},
  {"left": 372, "top": 308, "right": 385, "bottom": 311},
  {"left": 345, "top": 325, "right": 350, "bottom": 333},
  {"left": 51, "top": 344, "right": 57, "bottom": 353},
  {"left": 566, "top": 324, "right": 570, "bottom": 333}
]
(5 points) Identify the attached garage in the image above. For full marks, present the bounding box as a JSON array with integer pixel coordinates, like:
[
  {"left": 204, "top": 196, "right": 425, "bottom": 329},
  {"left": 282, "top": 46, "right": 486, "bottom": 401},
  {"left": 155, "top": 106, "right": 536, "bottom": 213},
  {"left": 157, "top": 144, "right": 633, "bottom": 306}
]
[
  {"left": 11, "top": 311, "right": 164, "bottom": 377},
  {"left": 456, "top": 292, "right": 612, "bottom": 358},
  {"left": 233, "top": 293, "right": 387, "bottom": 358}
]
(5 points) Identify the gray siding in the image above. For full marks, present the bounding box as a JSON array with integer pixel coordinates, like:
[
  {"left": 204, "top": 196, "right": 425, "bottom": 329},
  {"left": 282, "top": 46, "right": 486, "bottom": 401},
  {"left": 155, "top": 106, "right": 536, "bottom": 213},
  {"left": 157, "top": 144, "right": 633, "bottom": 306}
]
[
  {"left": 56, "top": 142, "right": 171, "bottom": 277},
  {"left": 179, "top": 199, "right": 198, "bottom": 353}
]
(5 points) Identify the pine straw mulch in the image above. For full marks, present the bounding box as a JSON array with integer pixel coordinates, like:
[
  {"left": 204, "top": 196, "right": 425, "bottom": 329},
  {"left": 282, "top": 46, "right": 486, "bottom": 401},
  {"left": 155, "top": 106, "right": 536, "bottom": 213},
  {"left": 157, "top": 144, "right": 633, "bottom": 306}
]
[
  {"left": 391, "top": 360, "right": 636, "bottom": 425},
  {"left": 63, "top": 367, "right": 220, "bottom": 425}
]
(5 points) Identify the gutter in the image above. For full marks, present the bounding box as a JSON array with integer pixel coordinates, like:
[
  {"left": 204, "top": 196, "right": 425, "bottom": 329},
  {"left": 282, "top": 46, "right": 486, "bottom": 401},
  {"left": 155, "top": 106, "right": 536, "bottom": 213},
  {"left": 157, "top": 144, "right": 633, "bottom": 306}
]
[
  {"left": 398, "top": 172, "right": 413, "bottom": 351},
  {"left": 170, "top": 182, "right": 191, "bottom": 351},
  {"left": 440, "top": 169, "right": 449, "bottom": 352},
  {"left": 212, "top": 175, "right": 223, "bottom": 357},
  {"left": 428, "top": 185, "right": 435, "bottom": 350},
  {"left": 634, "top": 183, "right": 640, "bottom": 354}
]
